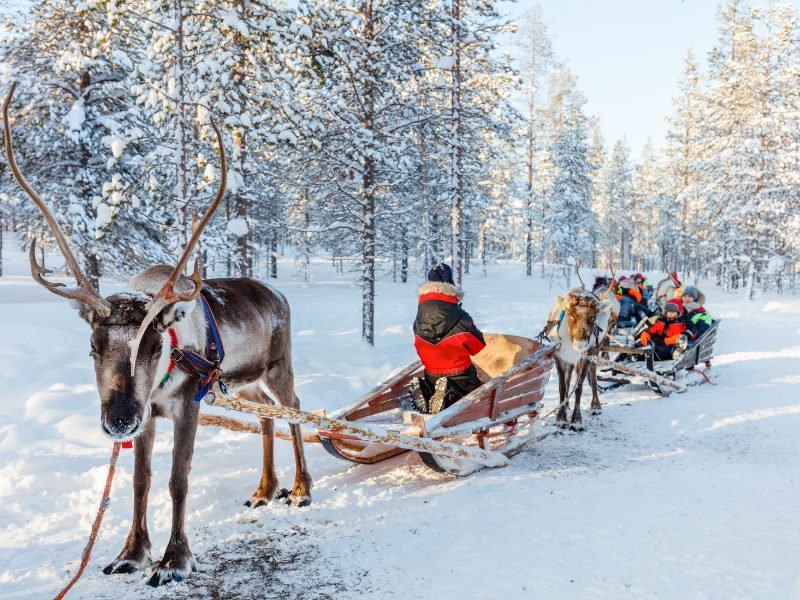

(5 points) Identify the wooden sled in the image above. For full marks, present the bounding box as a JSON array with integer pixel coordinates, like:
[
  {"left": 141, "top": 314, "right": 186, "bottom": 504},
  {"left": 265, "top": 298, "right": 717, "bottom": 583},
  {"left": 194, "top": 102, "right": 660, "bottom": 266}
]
[
  {"left": 597, "top": 319, "right": 721, "bottom": 396},
  {"left": 316, "top": 334, "right": 557, "bottom": 476}
]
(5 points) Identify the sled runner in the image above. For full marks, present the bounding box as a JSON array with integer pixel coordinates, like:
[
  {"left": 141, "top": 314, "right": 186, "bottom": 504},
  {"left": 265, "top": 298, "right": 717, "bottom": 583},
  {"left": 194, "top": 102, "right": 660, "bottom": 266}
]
[
  {"left": 315, "top": 334, "right": 557, "bottom": 476},
  {"left": 597, "top": 319, "right": 721, "bottom": 396}
]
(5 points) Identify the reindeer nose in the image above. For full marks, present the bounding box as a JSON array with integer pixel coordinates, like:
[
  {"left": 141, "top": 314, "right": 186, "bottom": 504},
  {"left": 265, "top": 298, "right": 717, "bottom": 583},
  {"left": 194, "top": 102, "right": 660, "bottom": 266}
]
[
  {"left": 102, "top": 415, "right": 141, "bottom": 439},
  {"left": 102, "top": 398, "right": 141, "bottom": 439}
]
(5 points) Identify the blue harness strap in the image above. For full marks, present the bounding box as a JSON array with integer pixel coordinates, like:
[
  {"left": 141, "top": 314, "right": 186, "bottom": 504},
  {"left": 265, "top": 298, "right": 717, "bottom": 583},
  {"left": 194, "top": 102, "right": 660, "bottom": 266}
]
[
  {"left": 557, "top": 309, "right": 565, "bottom": 333},
  {"left": 171, "top": 293, "right": 226, "bottom": 403}
]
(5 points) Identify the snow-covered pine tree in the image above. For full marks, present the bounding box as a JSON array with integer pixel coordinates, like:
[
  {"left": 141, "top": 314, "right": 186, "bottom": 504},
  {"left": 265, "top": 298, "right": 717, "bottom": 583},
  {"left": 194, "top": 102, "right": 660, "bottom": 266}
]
[
  {"left": 294, "top": 0, "right": 424, "bottom": 345},
  {"left": 629, "top": 141, "right": 663, "bottom": 272},
  {"left": 698, "top": 1, "right": 800, "bottom": 297},
  {"left": 602, "top": 140, "right": 633, "bottom": 268},
  {"left": 544, "top": 80, "right": 595, "bottom": 274},
  {"left": 516, "top": 5, "right": 553, "bottom": 277},
  {"left": 0, "top": 0, "right": 167, "bottom": 285},
  {"left": 440, "top": 0, "right": 516, "bottom": 284},
  {"left": 662, "top": 49, "right": 704, "bottom": 277}
]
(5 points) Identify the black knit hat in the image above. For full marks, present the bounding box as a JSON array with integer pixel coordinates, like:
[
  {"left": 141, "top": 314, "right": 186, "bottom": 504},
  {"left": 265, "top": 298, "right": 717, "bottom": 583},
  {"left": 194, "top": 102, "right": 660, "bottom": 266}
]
[{"left": 427, "top": 263, "right": 454, "bottom": 285}]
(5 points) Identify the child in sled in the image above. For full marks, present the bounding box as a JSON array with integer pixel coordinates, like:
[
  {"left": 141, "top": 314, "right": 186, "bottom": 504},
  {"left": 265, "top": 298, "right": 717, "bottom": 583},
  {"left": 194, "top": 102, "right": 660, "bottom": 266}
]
[
  {"left": 638, "top": 298, "right": 694, "bottom": 361},
  {"left": 409, "top": 263, "right": 486, "bottom": 414},
  {"left": 680, "top": 285, "right": 712, "bottom": 338}
]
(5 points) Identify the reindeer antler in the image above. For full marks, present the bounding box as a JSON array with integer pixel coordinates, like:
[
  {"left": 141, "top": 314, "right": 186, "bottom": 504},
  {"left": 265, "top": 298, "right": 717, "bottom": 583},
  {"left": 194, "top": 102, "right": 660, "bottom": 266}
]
[
  {"left": 128, "top": 118, "right": 227, "bottom": 374},
  {"left": 3, "top": 82, "right": 111, "bottom": 317},
  {"left": 597, "top": 262, "right": 617, "bottom": 300},
  {"left": 575, "top": 259, "right": 586, "bottom": 288}
]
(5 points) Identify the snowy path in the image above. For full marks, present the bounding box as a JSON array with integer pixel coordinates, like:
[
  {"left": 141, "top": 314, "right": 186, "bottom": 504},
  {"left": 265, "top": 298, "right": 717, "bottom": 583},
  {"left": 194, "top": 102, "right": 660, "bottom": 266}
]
[{"left": 1, "top": 241, "right": 799, "bottom": 599}]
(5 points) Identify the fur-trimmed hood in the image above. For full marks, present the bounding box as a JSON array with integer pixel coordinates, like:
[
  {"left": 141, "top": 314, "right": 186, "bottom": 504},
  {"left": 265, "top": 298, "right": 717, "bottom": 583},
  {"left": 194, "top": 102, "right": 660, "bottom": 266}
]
[{"left": 417, "top": 281, "right": 465, "bottom": 302}]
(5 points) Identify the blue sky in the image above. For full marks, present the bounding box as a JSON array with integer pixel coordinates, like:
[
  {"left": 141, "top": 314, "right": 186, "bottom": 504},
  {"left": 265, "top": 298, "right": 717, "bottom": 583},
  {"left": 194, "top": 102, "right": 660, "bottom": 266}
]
[{"left": 504, "top": 0, "right": 800, "bottom": 158}]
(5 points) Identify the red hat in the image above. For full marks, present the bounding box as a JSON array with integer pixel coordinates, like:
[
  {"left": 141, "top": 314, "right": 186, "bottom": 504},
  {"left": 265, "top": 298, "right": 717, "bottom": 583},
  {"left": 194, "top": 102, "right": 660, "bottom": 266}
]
[
  {"left": 664, "top": 298, "right": 684, "bottom": 316},
  {"left": 671, "top": 271, "right": 682, "bottom": 286},
  {"left": 634, "top": 273, "right": 644, "bottom": 282}
]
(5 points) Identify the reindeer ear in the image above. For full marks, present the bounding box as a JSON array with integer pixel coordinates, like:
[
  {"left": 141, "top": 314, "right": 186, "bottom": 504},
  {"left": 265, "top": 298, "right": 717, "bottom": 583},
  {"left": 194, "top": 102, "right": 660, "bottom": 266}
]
[
  {"left": 154, "top": 299, "right": 196, "bottom": 332},
  {"left": 71, "top": 299, "right": 98, "bottom": 326}
]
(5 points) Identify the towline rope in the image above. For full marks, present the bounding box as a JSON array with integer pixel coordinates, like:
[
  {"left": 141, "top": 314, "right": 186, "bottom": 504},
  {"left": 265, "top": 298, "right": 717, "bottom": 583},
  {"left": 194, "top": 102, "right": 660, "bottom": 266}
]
[{"left": 53, "top": 442, "right": 121, "bottom": 600}]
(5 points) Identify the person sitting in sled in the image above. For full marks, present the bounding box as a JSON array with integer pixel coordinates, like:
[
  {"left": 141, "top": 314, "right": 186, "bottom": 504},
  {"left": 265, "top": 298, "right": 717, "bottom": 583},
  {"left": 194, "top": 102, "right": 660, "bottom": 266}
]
[
  {"left": 680, "top": 285, "right": 712, "bottom": 338},
  {"left": 409, "top": 263, "right": 486, "bottom": 414},
  {"left": 617, "top": 277, "right": 650, "bottom": 325},
  {"left": 638, "top": 298, "right": 694, "bottom": 360},
  {"left": 632, "top": 273, "right": 653, "bottom": 302}
]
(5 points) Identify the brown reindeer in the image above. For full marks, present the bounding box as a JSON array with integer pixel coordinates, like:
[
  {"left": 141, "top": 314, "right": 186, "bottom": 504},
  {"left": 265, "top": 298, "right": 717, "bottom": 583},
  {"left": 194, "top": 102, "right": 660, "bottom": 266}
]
[
  {"left": 546, "top": 281, "right": 617, "bottom": 431},
  {"left": 3, "top": 83, "right": 312, "bottom": 587}
]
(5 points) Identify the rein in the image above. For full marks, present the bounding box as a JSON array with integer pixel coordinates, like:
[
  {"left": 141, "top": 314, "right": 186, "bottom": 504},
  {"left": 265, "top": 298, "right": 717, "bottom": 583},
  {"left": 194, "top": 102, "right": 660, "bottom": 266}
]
[{"left": 52, "top": 442, "right": 121, "bottom": 600}]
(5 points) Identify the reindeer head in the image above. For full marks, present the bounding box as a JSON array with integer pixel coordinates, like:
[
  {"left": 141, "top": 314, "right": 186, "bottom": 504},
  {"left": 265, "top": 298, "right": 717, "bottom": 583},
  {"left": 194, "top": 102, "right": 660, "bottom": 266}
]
[
  {"left": 3, "top": 82, "right": 226, "bottom": 441},
  {"left": 557, "top": 289, "right": 611, "bottom": 353}
]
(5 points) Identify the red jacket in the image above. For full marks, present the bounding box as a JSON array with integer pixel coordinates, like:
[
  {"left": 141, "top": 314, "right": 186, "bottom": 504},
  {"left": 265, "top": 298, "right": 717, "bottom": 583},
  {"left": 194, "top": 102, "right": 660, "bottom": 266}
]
[
  {"left": 640, "top": 317, "right": 687, "bottom": 346},
  {"left": 413, "top": 282, "right": 486, "bottom": 375}
]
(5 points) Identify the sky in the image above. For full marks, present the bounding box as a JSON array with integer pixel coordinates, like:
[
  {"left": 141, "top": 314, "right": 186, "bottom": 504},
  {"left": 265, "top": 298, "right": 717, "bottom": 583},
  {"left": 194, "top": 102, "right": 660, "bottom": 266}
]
[{"left": 504, "top": 0, "right": 800, "bottom": 159}]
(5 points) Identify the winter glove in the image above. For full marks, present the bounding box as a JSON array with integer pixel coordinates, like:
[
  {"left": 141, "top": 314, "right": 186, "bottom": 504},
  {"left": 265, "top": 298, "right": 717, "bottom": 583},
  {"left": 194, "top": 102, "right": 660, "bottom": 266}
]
[
  {"left": 664, "top": 334, "right": 682, "bottom": 346},
  {"left": 639, "top": 332, "right": 651, "bottom": 346}
]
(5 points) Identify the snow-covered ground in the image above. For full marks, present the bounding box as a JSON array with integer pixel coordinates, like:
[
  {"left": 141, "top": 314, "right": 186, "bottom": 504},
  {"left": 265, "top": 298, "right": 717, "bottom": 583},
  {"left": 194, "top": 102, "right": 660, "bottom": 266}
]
[{"left": 1, "top": 232, "right": 799, "bottom": 599}]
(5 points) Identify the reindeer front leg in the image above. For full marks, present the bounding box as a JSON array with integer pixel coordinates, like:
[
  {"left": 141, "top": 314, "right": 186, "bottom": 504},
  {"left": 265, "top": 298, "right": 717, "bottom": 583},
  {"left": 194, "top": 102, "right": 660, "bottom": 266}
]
[
  {"left": 147, "top": 403, "right": 199, "bottom": 587},
  {"left": 570, "top": 361, "right": 591, "bottom": 431},
  {"left": 588, "top": 361, "right": 602, "bottom": 415},
  {"left": 555, "top": 359, "right": 570, "bottom": 427},
  {"left": 104, "top": 417, "right": 156, "bottom": 575}
]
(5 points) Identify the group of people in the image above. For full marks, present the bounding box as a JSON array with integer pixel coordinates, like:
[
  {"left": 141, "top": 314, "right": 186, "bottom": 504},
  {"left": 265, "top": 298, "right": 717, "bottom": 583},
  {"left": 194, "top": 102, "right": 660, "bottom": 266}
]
[
  {"left": 406, "top": 264, "right": 714, "bottom": 416},
  {"left": 618, "top": 272, "right": 713, "bottom": 361}
]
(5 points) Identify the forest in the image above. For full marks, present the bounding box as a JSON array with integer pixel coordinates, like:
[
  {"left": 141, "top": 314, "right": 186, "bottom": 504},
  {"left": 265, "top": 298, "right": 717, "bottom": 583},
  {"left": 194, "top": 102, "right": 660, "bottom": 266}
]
[{"left": 1, "top": 0, "right": 798, "bottom": 344}]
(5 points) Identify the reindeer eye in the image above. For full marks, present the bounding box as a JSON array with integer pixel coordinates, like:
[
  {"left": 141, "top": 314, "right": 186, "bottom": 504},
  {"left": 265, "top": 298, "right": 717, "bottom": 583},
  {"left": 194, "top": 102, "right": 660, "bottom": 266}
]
[{"left": 89, "top": 341, "right": 99, "bottom": 357}]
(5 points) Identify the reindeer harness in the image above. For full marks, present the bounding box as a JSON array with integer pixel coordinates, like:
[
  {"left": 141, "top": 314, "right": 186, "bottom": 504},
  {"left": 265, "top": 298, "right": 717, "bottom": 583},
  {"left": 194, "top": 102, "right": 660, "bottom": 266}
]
[{"left": 163, "top": 293, "right": 227, "bottom": 402}]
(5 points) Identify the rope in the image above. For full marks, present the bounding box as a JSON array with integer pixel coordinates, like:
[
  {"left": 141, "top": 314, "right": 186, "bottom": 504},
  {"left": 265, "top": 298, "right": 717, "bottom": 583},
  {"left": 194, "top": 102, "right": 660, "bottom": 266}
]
[
  {"left": 694, "top": 368, "right": 716, "bottom": 385},
  {"left": 53, "top": 442, "right": 121, "bottom": 600}
]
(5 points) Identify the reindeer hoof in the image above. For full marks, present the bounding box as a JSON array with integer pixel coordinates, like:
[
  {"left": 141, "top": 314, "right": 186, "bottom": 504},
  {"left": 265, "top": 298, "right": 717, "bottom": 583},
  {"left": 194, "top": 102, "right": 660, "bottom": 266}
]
[
  {"left": 569, "top": 422, "right": 585, "bottom": 432},
  {"left": 276, "top": 488, "right": 291, "bottom": 500},
  {"left": 103, "top": 551, "right": 151, "bottom": 575},
  {"left": 556, "top": 420, "right": 569, "bottom": 429},
  {"left": 591, "top": 408, "right": 602, "bottom": 416},
  {"left": 287, "top": 494, "right": 312, "bottom": 508},
  {"left": 245, "top": 486, "right": 281, "bottom": 508},
  {"left": 146, "top": 559, "right": 198, "bottom": 587}
]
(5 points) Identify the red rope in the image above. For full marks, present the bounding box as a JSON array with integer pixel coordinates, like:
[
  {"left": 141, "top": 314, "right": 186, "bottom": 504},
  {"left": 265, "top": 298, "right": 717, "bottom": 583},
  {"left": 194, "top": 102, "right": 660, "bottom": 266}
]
[
  {"left": 53, "top": 442, "right": 121, "bottom": 600},
  {"left": 695, "top": 368, "right": 716, "bottom": 385}
]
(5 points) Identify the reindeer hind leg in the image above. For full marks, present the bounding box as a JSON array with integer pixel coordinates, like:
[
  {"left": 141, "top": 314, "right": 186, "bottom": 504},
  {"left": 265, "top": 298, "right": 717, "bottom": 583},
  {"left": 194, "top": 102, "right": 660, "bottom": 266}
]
[
  {"left": 241, "top": 384, "right": 280, "bottom": 508},
  {"left": 570, "top": 362, "right": 591, "bottom": 431},
  {"left": 264, "top": 356, "right": 312, "bottom": 507}
]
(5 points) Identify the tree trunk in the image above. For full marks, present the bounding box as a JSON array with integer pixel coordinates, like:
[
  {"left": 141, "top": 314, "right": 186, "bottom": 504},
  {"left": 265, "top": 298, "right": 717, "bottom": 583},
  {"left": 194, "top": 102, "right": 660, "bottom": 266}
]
[
  {"left": 270, "top": 230, "right": 278, "bottom": 279},
  {"left": 174, "top": 0, "right": 191, "bottom": 259},
  {"left": 231, "top": 0, "right": 251, "bottom": 278},
  {"left": 450, "top": 0, "right": 464, "bottom": 285},
  {"left": 361, "top": 0, "right": 376, "bottom": 345},
  {"left": 85, "top": 251, "right": 101, "bottom": 291}
]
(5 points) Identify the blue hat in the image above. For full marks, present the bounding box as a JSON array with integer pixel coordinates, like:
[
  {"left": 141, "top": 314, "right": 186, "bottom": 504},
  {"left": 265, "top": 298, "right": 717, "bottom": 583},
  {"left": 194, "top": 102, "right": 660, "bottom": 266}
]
[
  {"left": 682, "top": 285, "right": 699, "bottom": 302},
  {"left": 427, "top": 263, "right": 454, "bottom": 285}
]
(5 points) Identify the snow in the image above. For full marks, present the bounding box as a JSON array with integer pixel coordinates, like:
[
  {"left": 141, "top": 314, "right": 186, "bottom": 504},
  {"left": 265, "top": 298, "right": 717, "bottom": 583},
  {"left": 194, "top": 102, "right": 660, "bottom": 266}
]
[
  {"left": 225, "top": 218, "right": 249, "bottom": 236},
  {"left": 1, "top": 232, "right": 799, "bottom": 598},
  {"left": 110, "top": 136, "right": 126, "bottom": 160},
  {"left": 63, "top": 101, "right": 86, "bottom": 136},
  {"left": 95, "top": 203, "right": 112, "bottom": 229},
  {"left": 434, "top": 55, "right": 456, "bottom": 70}
]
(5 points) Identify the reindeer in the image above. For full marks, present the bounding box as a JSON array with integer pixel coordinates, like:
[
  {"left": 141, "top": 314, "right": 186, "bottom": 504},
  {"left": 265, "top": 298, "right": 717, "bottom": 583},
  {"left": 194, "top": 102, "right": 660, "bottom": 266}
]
[
  {"left": 3, "top": 83, "right": 312, "bottom": 587},
  {"left": 545, "top": 267, "right": 618, "bottom": 431}
]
